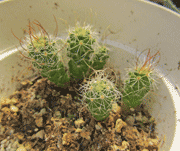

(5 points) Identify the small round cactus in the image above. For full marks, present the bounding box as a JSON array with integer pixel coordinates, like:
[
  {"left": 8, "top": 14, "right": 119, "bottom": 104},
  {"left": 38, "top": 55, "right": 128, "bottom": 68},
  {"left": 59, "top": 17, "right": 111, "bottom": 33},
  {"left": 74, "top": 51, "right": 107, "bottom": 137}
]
[
  {"left": 79, "top": 68, "right": 121, "bottom": 121},
  {"left": 122, "top": 49, "right": 160, "bottom": 109},
  {"left": 15, "top": 20, "right": 70, "bottom": 88},
  {"left": 67, "top": 22, "right": 110, "bottom": 81}
]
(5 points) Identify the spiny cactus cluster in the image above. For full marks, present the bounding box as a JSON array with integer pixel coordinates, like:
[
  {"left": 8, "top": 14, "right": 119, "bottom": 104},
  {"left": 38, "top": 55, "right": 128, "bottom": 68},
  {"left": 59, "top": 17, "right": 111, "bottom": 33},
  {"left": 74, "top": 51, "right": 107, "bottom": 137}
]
[
  {"left": 78, "top": 50, "right": 160, "bottom": 121},
  {"left": 15, "top": 20, "right": 109, "bottom": 88},
  {"left": 122, "top": 50, "right": 160, "bottom": 109},
  {"left": 13, "top": 19, "right": 160, "bottom": 121},
  {"left": 79, "top": 68, "right": 121, "bottom": 121}
]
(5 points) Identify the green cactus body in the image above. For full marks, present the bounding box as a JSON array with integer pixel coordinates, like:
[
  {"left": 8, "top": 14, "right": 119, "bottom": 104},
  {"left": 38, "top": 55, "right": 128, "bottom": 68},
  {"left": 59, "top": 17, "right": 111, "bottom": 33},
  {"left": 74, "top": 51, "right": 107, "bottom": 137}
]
[
  {"left": 80, "top": 70, "right": 121, "bottom": 121},
  {"left": 122, "top": 71, "right": 151, "bottom": 109},
  {"left": 122, "top": 50, "right": 160, "bottom": 109},
  {"left": 91, "top": 46, "right": 109, "bottom": 70},
  {"left": 67, "top": 22, "right": 109, "bottom": 81},
  {"left": 27, "top": 36, "right": 70, "bottom": 88}
]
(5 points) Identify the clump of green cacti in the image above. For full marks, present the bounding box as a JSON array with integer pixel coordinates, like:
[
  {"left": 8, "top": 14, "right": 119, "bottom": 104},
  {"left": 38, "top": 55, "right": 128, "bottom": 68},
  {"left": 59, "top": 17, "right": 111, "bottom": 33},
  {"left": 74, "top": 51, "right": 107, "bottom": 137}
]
[
  {"left": 12, "top": 18, "right": 162, "bottom": 122},
  {"left": 67, "top": 22, "right": 110, "bottom": 81},
  {"left": 13, "top": 20, "right": 110, "bottom": 88},
  {"left": 79, "top": 67, "right": 121, "bottom": 121},
  {"left": 122, "top": 50, "right": 160, "bottom": 109}
]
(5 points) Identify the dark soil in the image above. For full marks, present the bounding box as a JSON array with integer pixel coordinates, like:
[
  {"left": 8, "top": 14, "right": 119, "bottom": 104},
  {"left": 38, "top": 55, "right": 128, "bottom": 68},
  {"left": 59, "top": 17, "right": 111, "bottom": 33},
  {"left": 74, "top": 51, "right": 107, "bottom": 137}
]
[{"left": 0, "top": 67, "right": 162, "bottom": 151}]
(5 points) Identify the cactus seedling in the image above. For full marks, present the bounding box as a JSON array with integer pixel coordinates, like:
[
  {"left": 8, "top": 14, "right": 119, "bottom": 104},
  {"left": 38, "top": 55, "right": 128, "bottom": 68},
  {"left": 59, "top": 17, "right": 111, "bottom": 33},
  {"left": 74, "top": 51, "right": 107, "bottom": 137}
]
[
  {"left": 12, "top": 20, "right": 70, "bottom": 88},
  {"left": 79, "top": 66, "right": 121, "bottom": 121},
  {"left": 122, "top": 49, "right": 160, "bottom": 109},
  {"left": 67, "top": 22, "right": 110, "bottom": 81}
]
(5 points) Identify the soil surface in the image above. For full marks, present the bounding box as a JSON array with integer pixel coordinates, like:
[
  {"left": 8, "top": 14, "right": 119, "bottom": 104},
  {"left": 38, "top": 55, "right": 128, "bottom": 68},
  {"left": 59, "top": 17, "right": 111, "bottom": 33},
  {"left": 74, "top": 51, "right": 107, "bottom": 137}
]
[{"left": 0, "top": 69, "right": 162, "bottom": 151}]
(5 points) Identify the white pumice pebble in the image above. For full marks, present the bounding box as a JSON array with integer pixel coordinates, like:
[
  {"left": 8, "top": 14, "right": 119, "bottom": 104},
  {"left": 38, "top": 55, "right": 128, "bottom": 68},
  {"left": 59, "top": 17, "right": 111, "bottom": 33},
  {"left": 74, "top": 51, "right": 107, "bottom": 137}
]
[{"left": 10, "top": 105, "right": 19, "bottom": 112}]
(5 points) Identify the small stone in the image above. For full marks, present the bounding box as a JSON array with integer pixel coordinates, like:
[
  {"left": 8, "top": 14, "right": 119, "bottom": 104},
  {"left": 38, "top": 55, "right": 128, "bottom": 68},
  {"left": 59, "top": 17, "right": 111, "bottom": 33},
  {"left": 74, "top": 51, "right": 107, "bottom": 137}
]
[
  {"left": 13, "top": 112, "right": 17, "bottom": 116},
  {"left": 35, "top": 117, "right": 43, "bottom": 127},
  {"left": 62, "top": 133, "right": 72, "bottom": 145},
  {"left": 5, "top": 140, "right": 10, "bottom": 147},
  {"left": 39, "top": 108, "right": 46, "bottom": 115},
  {"left": 32, "top": 130, "right": 44, "bottom": 139},
  {"left": 148, "top": 138, "right": 158, "bottom": 146},
  {"left": 75, "top": 128, "right": 82, "bottom": 133},
  {"left": 1, "top": 144, "right": 5, "bottom": 149},
  {"left": 95, "top": 124, "right": 101, "bottom": 130},
  {"left": 11, "top": 141, "right": 19, "bottom": 149},
  {"left": 6, "top": 143, "right": 13, "bottom": 151},
  {"left": 51, "top": 135, "right": 55, "bottom": 138},
  {"left": 115, "top": 119, "right": 127, "bottom": 133},
  {"left": 34, "top": 128, "right": 39, "bottom": 132},
  {"left": 142, "top": 116, "right": 149, "bottom": 123},
  {"left": 126, "top": 116, "right": 135, "bottom": 126},
  {"left": 8, "top": 129, "right": 15, "bottom": 135},
  {"left": 0, "top": 146, "right": 5, "bottom": 151},
  {"left": 0, "top": 125, "right": 5, "bottom": 135},
  {"left": 12, "top": 91, "right": 20, "bottom": 95},
  {"left": 10, "top": 98, "right": 18, "bottom": 104},
  {"left": 112, "top": 102, "right": 121, "bottom": 114},
  {"left": 80, "top": 131, "right": 91, "bottom": 140},
  {"left": 27, "top": 129, "right": 33, "bottom": 134},
  {"left": 1, "top": 139, "right": 8, "bottom": 145},
  {"left": 149, "top": 141, "right": 153, "bottom": 146},
  {"left": 40, "top": 99, "right": 46, "bottom": 107},
  {"left": 31, "top": 134, "right": 36, "bottom": 140},
  {"left": 130, "top": 108, "right": 135, "bottom": 112},
  {"left": 74, "top": 118, "right": 85, "bottom": 128},
  {"left": 136, "top": 112, "right": 142, "bottom": 121},
  {"left": 10, "top": 105, "right": 19, "bottom": 112},
  {"left": 16, "top": 145, "right": 27, "bottom": 151},
  {"left": 24, "top": 142, "right": 32, "bottom": 150},
  {"left": 14, "top": 138, "right": 19, "bottom": 142},
  {"left": 33, "top": 112, "right": 38, "bottom": 118},
  {"left": 0, "top": 97, "right": 11, "bottom": 106},
  {"left": 21, "top": 81, "right": 29, "bottom": 85},
  {"left": 121, "top": 141, "right": 129, "bottom": 150},
  {"left": 16, "top": 133, "right": 24, "bottom": 140},
  {"left": 111, "top": 144, "right": 122, "bottom": 150},
  {"left": 54, "top": 111, "right": 61, "bottom": 117},
  {"left": 1, "top": 107, "right": 11, "bottom": 113},
  {"left": 0, "top": 112, "right": 3, "bottom": 123}
]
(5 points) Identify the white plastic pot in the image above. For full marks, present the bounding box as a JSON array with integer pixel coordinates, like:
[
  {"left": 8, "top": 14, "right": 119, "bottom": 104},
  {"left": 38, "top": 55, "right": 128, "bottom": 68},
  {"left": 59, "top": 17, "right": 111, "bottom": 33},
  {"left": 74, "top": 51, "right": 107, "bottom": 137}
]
[{"left": 0, "top": 0, "right": 180, "bottom": 150}]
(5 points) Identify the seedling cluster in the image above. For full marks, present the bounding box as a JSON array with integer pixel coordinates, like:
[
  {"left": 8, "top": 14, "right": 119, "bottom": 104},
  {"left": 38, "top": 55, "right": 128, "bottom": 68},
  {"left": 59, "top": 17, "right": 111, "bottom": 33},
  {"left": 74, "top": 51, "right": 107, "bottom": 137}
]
[{"left": 13, "top": 18, "right": 160, "bottom": 121}]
